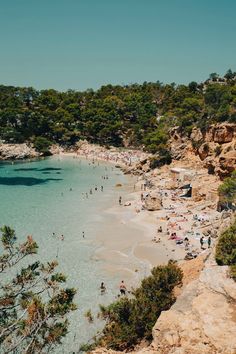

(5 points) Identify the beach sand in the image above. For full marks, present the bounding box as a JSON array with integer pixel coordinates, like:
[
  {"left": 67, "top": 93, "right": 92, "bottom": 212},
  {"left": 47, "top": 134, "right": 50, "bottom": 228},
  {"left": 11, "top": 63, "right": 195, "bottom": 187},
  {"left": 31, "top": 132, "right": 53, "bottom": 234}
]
[{"left": 59, "top": 148, "right": 221, "bottom": 288}]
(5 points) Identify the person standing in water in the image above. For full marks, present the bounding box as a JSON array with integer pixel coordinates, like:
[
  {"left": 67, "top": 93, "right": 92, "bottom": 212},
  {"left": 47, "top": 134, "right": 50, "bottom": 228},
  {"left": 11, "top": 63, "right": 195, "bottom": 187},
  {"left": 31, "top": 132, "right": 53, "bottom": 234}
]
[
  {"left": 119, "top": 196, "right": 122, "bottom": 205},
  {"left": 82, "top": 231, "right": 85, "bottom": 238},
  {"left": 100, "top": 282, "right": 106, "bottom": 295},
  {"left": 119, "top": 280, "right": 127, "bottom": 295}
]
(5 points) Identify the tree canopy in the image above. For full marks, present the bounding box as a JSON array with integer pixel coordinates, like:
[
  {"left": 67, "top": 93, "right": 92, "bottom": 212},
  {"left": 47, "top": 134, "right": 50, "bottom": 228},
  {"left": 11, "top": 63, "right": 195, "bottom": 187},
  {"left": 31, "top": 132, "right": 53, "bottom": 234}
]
[{"left": 0, "top": 70, "right": 236, "bottom": 155}]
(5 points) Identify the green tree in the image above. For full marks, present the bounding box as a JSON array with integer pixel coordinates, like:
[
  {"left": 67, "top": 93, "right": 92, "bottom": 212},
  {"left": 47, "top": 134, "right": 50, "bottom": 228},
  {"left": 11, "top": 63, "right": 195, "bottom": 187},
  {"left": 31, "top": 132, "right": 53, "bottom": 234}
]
[
  {"left": 33, "top": 136, "right": 52, "bottom": 155},
  {"left": 0, "top": 226, "right": 76, "bottom": 353}
]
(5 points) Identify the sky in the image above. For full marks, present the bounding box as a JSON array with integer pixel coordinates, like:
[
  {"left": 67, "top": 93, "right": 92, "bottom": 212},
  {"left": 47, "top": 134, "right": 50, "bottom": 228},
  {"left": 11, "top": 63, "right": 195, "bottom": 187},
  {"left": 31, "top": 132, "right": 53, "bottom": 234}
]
[{"left": 0, "top": 0, "right": 235, "bottom": 91}]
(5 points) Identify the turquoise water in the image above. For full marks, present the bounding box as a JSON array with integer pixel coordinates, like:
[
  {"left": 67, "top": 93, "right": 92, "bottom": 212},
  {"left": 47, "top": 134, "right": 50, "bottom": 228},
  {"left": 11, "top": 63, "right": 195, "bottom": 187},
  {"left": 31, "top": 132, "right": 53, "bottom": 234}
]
[{"left": 0, "top": 156, "right": 136, "bottom": 353}]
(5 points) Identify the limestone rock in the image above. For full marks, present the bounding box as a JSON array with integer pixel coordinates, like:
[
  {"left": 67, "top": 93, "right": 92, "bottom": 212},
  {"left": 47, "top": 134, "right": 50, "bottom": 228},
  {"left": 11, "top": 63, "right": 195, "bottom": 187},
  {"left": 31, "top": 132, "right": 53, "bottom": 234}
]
[
  {"left": 205, "top": 123, "right": 236, "bottom": 143},
  {"left": 144, "top": 191, "right": 162, "bottom": 211},
  {"left": 190, "top": 127, "right": 203, "bottom": 143},
  {"left": 0, "top": 143, "right": 38, "bottom": 160},
  {"left": 150, "top": 256, "right": 236, "bottom": 354}
]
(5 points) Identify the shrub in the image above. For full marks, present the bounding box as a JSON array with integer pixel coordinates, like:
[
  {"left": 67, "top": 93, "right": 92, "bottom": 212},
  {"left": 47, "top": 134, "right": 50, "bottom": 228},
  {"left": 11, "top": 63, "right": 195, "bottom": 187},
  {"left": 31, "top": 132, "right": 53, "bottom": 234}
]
[
  {"left": 218, "top": 171, "right": 236, "bottom": 206},
  {"left": 97, "top": 261, "right": 183, "bottom": 350},
  {"left": 33, "top": 136, "right": 52, "bottom": 155},
  {"left": 215, "top": 221, "right": 236, "bottom": 266}
]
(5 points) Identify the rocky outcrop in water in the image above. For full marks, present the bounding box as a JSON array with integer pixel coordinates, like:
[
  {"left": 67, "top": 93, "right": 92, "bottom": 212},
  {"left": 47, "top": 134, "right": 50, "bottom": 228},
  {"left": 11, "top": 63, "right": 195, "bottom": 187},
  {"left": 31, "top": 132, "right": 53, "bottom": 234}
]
[{"left": 0, "top": 143, "right": 39, "bottom": 160}]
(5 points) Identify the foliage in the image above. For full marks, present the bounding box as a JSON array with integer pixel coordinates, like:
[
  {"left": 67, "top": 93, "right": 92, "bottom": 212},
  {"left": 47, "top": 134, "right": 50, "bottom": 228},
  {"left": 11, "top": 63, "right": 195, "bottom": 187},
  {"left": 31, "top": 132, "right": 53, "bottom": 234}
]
[
  {"left": 149, "top": 148, "right": 172, "bottom": 169},
  {"left": 215, "top": 220, "right": 236, "bottom": 266},
  {"left": 0, "top": 226, "right": 76, "bottom": 353},
  {"left": 33, "top": 136, "right": 52, "bottom": 155},
  {"left": 0, "top": 70, "right": 235, "bottom": 159},
  {"left": 218, "top": 171, "right": 236, "bottom": 206},
  {"left": 230, "top": 264, "right": 236, "bottom": 281},
  {"left": 84, "top": 309, "right": 93, "bottom": 323},
  {"left": 97, "top": 261, "right": 183, "bottom": 350},
  {"left": 79, "top": 342, "right": 96, "bottom": 352}
]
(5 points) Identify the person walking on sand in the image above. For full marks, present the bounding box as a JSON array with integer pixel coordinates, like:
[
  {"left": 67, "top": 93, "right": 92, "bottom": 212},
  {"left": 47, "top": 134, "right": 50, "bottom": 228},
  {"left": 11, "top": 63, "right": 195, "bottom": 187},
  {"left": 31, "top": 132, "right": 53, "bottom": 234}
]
[
  {"left": 119, "top": 196, "right": 122, "bottom": 205},
  {"left": 200, "top": 236, "right": 204, "bottom": 249},
  {"left": 208, "top": 236, "right": 211, "bottom": 248},
  {"left": 119, "top": 280, "right": 127, "bottom": 295}
]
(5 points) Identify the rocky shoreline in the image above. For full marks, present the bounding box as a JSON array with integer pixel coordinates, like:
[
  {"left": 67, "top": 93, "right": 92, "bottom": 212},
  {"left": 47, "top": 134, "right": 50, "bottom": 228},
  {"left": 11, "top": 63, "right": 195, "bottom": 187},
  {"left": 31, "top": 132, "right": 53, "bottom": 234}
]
[{"left": 0, "top": 143, "right": 39, "bottom": 160}]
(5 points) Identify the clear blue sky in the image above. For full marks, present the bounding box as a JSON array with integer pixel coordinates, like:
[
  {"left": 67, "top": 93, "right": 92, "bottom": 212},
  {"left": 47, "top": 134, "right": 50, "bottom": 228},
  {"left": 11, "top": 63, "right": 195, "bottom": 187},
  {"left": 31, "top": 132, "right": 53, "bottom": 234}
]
[{"left": 0, "top": 0, "right": 235, "bottom": 91}]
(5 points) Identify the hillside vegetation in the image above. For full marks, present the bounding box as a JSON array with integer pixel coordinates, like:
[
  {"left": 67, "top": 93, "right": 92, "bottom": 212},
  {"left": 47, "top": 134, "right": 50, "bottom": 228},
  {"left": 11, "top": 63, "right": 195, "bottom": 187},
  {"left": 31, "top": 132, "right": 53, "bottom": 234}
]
[{"left": 0, "top": 70, "right": 236, "bottom": 156}]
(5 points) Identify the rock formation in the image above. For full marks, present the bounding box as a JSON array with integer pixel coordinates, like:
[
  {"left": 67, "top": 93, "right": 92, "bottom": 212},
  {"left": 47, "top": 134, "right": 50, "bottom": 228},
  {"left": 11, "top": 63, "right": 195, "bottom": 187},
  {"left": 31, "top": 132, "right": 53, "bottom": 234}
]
[
  {"left": 144, "top": 191, "right": 162, "bottom": 211},
  {"left": 0, "top": 143, "right": 39, "bottom": 160},
  {"left": 149, "top": 254, "right": 236, "bottom": 354},
  {"left": 169, "top": 123, "right": 236, "bottom": 179}
]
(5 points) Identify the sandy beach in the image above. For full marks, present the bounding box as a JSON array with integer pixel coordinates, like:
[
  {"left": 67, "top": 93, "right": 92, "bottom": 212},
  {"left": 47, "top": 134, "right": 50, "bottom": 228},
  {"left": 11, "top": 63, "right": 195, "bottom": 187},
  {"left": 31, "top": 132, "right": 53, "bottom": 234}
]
[{"left": 58, "top": 143, "right": 224, "bottom": 289}]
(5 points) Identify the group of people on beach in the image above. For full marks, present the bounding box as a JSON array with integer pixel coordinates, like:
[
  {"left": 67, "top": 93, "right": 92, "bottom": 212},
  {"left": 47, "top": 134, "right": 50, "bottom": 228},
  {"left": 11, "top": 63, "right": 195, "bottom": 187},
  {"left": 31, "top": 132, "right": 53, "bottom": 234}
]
[
  {"left": 200, "top": 235, "right": 211, "bottom": 249},
  {"left": 100, "top": 280, "right": 127, "bottom": 296}
]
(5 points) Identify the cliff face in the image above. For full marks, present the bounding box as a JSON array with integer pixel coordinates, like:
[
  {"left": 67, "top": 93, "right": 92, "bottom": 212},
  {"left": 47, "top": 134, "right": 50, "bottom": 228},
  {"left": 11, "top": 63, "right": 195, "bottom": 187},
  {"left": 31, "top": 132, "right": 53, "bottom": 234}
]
[
  {"left": 169, "top": 123, "right": 236, "bottom": 179},
  {"left": 149, "top": 254, "right": 236, "bottom": 354},
  {"left": 92, "top": 251, "right": 236, "bottom": 354}
]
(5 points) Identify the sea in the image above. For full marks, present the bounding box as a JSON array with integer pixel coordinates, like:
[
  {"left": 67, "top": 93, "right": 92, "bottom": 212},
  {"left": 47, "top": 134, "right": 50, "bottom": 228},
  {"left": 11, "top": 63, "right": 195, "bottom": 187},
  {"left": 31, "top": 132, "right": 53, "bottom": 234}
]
[{"left": 0, "top": 155, "right": 143, "bottom": 353}]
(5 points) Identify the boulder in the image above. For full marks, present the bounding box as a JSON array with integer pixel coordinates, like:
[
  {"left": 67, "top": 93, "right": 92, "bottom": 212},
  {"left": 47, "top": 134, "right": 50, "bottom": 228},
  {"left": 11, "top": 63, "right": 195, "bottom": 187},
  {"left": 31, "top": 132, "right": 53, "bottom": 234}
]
[{"left": 144, "top": 191, "right": 162, "bottom": 211}]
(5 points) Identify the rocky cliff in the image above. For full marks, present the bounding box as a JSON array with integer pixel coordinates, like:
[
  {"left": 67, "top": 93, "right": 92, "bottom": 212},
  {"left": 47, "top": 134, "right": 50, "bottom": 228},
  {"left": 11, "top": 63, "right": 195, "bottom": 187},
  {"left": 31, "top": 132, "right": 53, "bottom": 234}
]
[
  {"left": 0, "top": 143, "right": 39, "bottom": 160},
  {"left": 169, "top": 123, "right": 236, "bottom": 179}
]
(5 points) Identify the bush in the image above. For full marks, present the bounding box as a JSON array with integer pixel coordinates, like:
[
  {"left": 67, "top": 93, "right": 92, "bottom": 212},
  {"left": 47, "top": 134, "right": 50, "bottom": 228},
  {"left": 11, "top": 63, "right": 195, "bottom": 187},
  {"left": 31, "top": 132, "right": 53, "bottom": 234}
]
[
  {"left": 215, "top": 219, "right": 236, "bottom": 281},
  {"left": 218, "top": 171, "right": 236, "bottom": 207},
  {"left": 149, "top": 148, "right": 172, "bottom": 169},
  {"left": 97, "top": 261, "right": 183, "bottom": 350},
  {"left": 215, "top": 221, "right": 236, "bottom": 266},
  {"left": 33, "top": 136, "right": 52, "bottom": 155},
  {"left": 230, "top": 264, "right": 236, "bottom": 281}
]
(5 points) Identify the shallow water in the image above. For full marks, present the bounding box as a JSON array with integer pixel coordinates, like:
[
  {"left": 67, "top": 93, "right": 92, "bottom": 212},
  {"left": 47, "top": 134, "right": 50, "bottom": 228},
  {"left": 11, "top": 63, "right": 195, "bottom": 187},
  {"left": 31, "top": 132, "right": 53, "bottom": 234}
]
[{"left": 0, "top": 155, "right": 143, "bottom": 353}]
